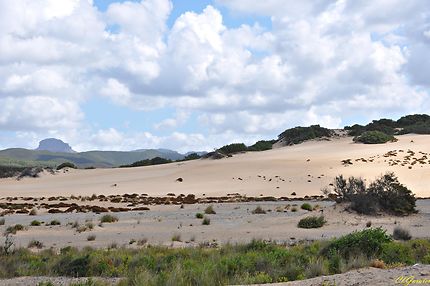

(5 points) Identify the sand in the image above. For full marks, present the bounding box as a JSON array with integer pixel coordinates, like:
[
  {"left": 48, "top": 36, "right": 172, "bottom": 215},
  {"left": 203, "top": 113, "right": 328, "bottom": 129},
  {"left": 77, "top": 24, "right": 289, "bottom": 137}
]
[
  {"left": 0, "top": 134, "right": 429, "bottom": 199},
  {"left": 1, "top": 199, "right": 429, "bottom": 249}
]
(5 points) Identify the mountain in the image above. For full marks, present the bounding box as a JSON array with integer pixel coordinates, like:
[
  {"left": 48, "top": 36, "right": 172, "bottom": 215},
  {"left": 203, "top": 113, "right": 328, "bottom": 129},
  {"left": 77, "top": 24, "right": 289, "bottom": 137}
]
[
  {"left": 36, "top": 138, "right": 75, "bottom": 153},
  {"left": 0, "top": 138, "right": 187, "bottom": 168}
]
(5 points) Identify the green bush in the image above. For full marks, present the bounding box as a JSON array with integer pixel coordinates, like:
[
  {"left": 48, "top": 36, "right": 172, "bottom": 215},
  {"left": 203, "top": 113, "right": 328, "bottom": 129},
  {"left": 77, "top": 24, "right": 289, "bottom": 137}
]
[
  {"left": 30, "top": 220, "right": 41, "bottom": 226},
  {"left": 202, "top": 217, "right": 211, "bottom": 225},
  {"left": 393, "top": 227, "right": 412, "bottom": 241},
  {"left": 5, "top": 224, "right": 25, "bottom": 234},
  {"left": 50, "top": 220, "right": 61, "bottom": 226},
  {"left": 301, "top": 203, "right": 313, "bottom": 211},
  {"left": 100, "top": 214, "right": 118, "bottom": 223},
  {"left": 323, "top": 228, "right": 392, "bottom": 259},
  {"left": 218, "top": 143, "right": 248, "bottom": 155},
  {"left": 326, "top": 173, "right": 416, "bottom": 216},
  {"left": 353, "top": 131, "right": 396, "bottom": 144},
  {"left": 195, "top": 213, "right": 204, "bottom": 219},
  {"left": 120, "top": 157, "right": 172, "bottom": 168},
  {"left": 278, "top": 125, "right": 333, "bottom": 145},
  {"left": 57, "top": 162, "right": 77, "bottom": 170},
  {"left": 204, "top": 205, "right": 216, "bottom": 214},
  {"left": 297, "top": 216, "right": 326, "bottom": 228},
  {"left": 247, "top": 140, "right": 275, "bottom": 151}
]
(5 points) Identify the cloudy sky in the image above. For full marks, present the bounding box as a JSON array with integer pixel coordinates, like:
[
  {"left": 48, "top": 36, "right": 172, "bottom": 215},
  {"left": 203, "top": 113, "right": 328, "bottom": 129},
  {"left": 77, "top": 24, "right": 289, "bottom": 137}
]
[{"left": 0, "top": 0, "right": 429, "bottom": 152}]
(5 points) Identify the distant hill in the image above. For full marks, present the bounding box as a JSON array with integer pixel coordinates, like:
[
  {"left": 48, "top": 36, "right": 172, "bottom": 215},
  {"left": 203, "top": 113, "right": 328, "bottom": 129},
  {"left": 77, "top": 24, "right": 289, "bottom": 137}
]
[
  {"left": 0, "top": 148, "right": 186, "bottom": 168},
  {"left": 36, "top": 138, "right": 75, "bottom": 153},
  {"left": 0, "top": 138, "right": 187, "bottom": 168}
]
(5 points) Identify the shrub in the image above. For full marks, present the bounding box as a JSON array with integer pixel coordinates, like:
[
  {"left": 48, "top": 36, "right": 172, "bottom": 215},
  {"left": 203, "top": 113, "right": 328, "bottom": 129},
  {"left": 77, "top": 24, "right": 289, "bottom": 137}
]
[
  {"left": 120, "top": 157, "right": 172, "bottom": 168},
  {"left": 57, "top": 162, "right": 77, "bottom": 170},
  {"left": 202, "top": 217, "right": 211, "bottom": 225},
  {"left": 324, "top": 173, "right": 416, "bottom": 216},
  {"left": 0, "top": 218, "right": 4, "bottom": 226},
  {"left": 30, "top": 220, "right": 41, "bottom": 226},
  {"left": 323, "top": 228, "right": 392, "bottom": 259},
  {"left": 353, "top": 131, "right": 396, "bottom": 144},
  {"left": 218, "top": 143, "right": 248, "bottom": 155},
  {"left": 6, "top": 224, "right": 25, "bottom": 234},
  {"left": 50, "top": 220, "right": 61, "bottom": 226},
  {"left": 393, "top": 227, "right": 412, "bottom": 241},
  {"left": 291, "top": 207, "right": 298, "bottom": 212},
  {"left": 100, "top": 215, "right": 118, "bottom": 223},
  {"left": 29, "top": 209, "right": 37, "bottom": 216},
  {"left": 252, "top": 206, "right": 266, "bottom": 214},
  {"left": 28, "top": 240, "right": 44, "bottom": 249},
  {"left": 204, "top": 205, "right": 216, "bottom": 214},
  {"left": 195, "top": 213, "right": 204, "bottom": 219},
  {"left": 278, "top": 125, "right": 333, "bottom": 145},
  {"left": 87, "top": 235, "right": 96, "bottom": 241},
  {"left": 301, "top": 203, "right": 313, "bottom": 211},
  {"left": 171, "top": 234, "right": 181, "bottom": 242},
  {"left": 298, "top": 216, "right": 326, "bottom": 229},
  {"left": 247, "top": 140, "right": 275, "bottom": 151}
]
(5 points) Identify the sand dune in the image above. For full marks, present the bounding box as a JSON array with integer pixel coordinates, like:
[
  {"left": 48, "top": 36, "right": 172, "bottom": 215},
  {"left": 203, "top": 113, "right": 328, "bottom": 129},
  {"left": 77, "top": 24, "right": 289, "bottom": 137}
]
[{"left": 1, "top": 134, "right": 429, "bottom": 198}]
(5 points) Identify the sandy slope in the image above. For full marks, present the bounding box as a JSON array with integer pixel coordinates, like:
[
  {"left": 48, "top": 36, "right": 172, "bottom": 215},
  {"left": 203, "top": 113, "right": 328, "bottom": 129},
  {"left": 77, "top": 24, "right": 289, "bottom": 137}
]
[{"left": 0, "top": 134, "right": 429, "bottom": 198}]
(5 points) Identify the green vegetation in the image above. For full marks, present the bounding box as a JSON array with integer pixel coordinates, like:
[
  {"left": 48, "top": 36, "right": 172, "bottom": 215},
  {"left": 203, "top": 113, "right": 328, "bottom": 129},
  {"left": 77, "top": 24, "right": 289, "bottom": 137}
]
[
  {"left": 56, "top": 162, "right": 77, "bottom": 170},
  {"left": 1, "top": 230, "right": 429, "bottom": 285},
  {"left": 324, "top": 173, "right": 416, "bottom": 216},
  {"left": 195, "top": 213, "right": 204, "bottom": 219},
  {"left": 204, "top": 205, "right": 216, "bottom": 214},
  {"left": 298, "top": 216, "right": 326, "bottom": 228},
  {"left": 217, "top": 143, "right": 248, "bottom": 155},
  {"left": 30, "top": 220, "right": 42, "bottom": 226},
  {"left": 182, "top": 153, "right": 202, "bottom": 161},
  {"left": 247, "top": 140, "right": 276, "bottom": 151},
  {"left": 345, "top": 114, "right": 430, "bottom": 136},
  {"left": 119, "top": 157, "right": 172, "bottom": 168},
  {"left": 50, "top": 220, "right": 61, "bottom": 226},
  {"left": 87, "top": 235, "right": 96, "bottom": 241},
  {"left": 301, "top": 203, "right": 313, "bottom": 211},
  {"left": 251, "top": 206, "right": 266, "bottom": 214},
  {"left": 202, "top": 217, "right": 211, "bottom": 225},
  {"left": 28, "top": 240, "right": 44, "bottom": 249},
  {"left": 277, "top": 125, "right": 333, "bottom": 146},
  {"left": 393, "top": 227, "right": 412, "bottom": 241},
  {"left": 353, "top": 131, "right": 396, "bottom": 144},
  {"left": 5, "top": 224, "right": 25, "bottom": 234},
  {"left": 100, "top": 214, "right": 118, "bottom": 223},
  {"left": 0, "top": 218, "right": 4, "bottom": 226}
]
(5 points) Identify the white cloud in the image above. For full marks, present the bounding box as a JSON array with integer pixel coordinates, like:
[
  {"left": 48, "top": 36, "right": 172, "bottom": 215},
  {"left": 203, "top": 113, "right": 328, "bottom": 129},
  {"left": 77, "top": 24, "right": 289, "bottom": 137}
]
[{"left": 0, "top": 0, "right": 429, "bottom": 151}]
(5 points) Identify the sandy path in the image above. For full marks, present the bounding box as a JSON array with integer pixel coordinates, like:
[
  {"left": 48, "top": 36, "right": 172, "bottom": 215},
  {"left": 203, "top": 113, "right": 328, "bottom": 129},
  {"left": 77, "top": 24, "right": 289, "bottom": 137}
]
[{"left": 1, "top": 135, "right": 429, "bottom": 199}]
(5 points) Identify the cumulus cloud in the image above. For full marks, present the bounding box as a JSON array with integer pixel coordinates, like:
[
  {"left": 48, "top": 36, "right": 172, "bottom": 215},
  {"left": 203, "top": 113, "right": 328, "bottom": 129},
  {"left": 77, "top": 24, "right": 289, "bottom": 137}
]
[{"left": 0, "top": 0, "right": 429, "bottom": 151}]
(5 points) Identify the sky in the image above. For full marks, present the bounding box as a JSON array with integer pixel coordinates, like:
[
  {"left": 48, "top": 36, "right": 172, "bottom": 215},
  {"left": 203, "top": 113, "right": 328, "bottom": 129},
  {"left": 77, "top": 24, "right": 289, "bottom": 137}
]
[{"left": 0, "top": 0, "right": 429, "bottom": 153}]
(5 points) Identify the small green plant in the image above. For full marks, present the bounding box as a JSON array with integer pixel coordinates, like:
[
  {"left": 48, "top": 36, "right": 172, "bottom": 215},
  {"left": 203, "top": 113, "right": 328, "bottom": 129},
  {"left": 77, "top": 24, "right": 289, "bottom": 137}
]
[
  {"left": 87, "top": 235, "right": 96, "bottom": 241},
  {"left": 353, "top": 131, "right": 396, "bottom": 144},
  {"left": 50, "top": 220, "right": 61, "bottom": 226},
  {"left": 195, "top": 213, "right": 204, "bottom": 219},
  {"left": 100, "top": 214, "right": 118, "bottom": 223},
  {"left": 30, "top": 220, "right": 41, "bottom": 226},
  {"left": 6, "top": 224, "right": 25, "bottom": 234},
  {"left": 291, "top": 207, "right": 298, "bottom": 212},
  {"left": 301, "top": 203, "right": 313, "bottom": 211},
  {"left": 29, "top": 209, "right": 37, "bottom": 216},
  {"left": 393, "top": 227, "right": 412, "bottom": 241},
  {"left": 28, "top": 239, "right": 44, "bottom": 249},
  {"left": 56, "top": 162, "right": 77, "bottom": 170},
  {"left": 252, "top": 206, "right": 266, "bottom": 214},
  {"left": 171, "top": 234, "right": 181, "bottom": 242},
  {"left": 204, "top": 205, "right": 216, "bottom": 214},
  {"left": 202, "top": 217, "right": 211, "bottom": 225},
  {"left": 298, "top": 216, "right": 326, "bottom": 229}
]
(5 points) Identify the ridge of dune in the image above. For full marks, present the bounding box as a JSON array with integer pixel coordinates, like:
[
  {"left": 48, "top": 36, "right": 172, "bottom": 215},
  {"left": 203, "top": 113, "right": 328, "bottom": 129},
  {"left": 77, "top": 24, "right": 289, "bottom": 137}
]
[{"left": 1, "top": 134, "right": 429, "bottom": 198}]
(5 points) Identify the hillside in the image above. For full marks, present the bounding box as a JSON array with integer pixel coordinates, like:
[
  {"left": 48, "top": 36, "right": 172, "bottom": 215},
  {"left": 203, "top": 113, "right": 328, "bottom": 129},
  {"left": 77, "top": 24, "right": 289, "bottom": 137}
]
[
  {"left": 1, "top": 134, "right": 429, "bottom": 198},
  {"left": 0, "top": 148, "right": 185, "bottom": 168}
]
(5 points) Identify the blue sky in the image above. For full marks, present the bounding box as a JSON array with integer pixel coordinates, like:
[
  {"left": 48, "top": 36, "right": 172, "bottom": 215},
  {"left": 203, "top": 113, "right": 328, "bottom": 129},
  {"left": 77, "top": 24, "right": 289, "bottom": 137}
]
[{"left": 0, "top": 0, "right": 429, "bottom": 152}]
